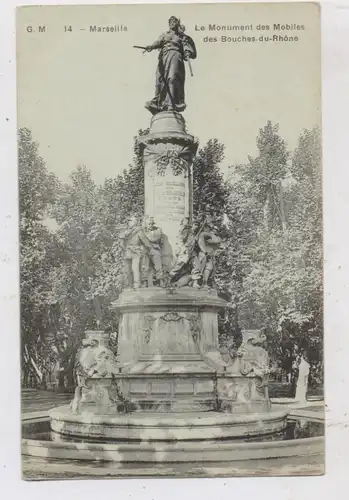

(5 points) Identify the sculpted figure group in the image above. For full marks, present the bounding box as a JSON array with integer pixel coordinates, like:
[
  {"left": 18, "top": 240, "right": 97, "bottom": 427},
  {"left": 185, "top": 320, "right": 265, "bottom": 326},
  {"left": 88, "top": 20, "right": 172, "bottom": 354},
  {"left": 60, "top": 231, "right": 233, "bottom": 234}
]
[
  {"left": 71, "top": 335, "right": 120, "bottom": 415},
  {"left": 203, "top": 330, "right": 270, "bottom": 399},
  {"left": 119, "top": 215, "right": 172, "bottom": 288},
  {"left": 120, "top": 214, "right": 222, "bottom": 290},
  {"left": 170, "top": 216, "right": 222, "bottom": 289}
]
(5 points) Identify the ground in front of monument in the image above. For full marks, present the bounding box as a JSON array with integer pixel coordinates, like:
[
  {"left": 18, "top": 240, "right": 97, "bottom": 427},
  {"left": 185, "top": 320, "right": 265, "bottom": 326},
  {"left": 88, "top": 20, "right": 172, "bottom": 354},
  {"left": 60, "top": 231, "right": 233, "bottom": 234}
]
[{"left": 22, "top": 388, "right": 324, "bottom": 479}]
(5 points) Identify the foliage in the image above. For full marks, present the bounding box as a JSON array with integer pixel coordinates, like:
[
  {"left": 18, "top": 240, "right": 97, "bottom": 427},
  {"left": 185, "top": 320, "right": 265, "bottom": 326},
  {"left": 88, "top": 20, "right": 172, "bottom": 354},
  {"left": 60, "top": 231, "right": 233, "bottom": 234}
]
[
  {"left": 39, "top": 131, "right": 148, "bottom": 387},
  {"left": 19, "top": 128, "right": 60, "bottom": 387},
  {"left": 19, "top": 123, "right": 323, "bottom": 390},
  {"left": 193, "top": 138, "right": 227, "bottom": 226},
  {"left": 192, "top": 138, "right": 241, "bottom": 346},
  {"left": 226, "top": 124, "right": 323, "bottom": 384}
]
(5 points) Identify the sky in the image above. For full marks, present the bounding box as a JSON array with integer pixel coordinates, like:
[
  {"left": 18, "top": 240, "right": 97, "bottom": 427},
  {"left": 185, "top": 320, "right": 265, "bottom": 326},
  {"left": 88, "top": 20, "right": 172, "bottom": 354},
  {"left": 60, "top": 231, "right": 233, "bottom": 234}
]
[{"left": 17, "top": 3, "right": 321, "bottom": 184}]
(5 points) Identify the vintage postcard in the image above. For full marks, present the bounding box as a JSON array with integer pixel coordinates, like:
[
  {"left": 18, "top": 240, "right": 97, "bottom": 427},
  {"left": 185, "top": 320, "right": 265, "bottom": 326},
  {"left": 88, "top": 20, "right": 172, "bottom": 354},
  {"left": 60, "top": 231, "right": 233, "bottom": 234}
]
[{"left": 17, "top": 2, "right": 323, "bottom": 480}]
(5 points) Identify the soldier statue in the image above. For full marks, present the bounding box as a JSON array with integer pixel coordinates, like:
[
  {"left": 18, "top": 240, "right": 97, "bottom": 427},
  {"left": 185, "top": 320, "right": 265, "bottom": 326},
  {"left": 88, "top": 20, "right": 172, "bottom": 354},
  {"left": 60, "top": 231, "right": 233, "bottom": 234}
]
[
  {"left": 191, "top": 217, "right": 222, "bottom": 288},
  {"left": 119, "top": 215, "right": 147, "bottom": 289},
  {"left": 141, "top": 16, "right": 197, "bottom": 114},
  {"left": 119, "top": 215, "right": 172, "bottom": 288},
  {"left": 141, "top": 216, "right": 166, "bottom": 287}
]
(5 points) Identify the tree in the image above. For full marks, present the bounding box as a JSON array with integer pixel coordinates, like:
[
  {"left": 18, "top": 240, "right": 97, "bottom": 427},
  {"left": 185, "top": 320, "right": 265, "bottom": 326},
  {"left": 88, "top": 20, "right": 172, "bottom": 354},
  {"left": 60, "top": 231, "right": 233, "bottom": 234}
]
[
  {"left": 192, "top": 139, "right": 241, "bottom": 346},
  {"left": 225, "top": 123, "right": 323, "bottom": 389},
  {"left": 46, "top": 131, "right": 148, "bottom": 387},
  {"left": 102, "top": 129, "right": 148, "bottom": 225},
  {"left": 193, "top": 139, "right": 227, "bottom": 225},
  {"left": 19, "top": 128, "right": 59, "bottom": 387},
  {"left": 48, "top": 166, "right": 120, "bottom": 387},
  {"left": 285, "top": 127, "right": 323, "bottom": 387},
  {"left": 19, "top": 122, "right": 323, "bottom": 393}
]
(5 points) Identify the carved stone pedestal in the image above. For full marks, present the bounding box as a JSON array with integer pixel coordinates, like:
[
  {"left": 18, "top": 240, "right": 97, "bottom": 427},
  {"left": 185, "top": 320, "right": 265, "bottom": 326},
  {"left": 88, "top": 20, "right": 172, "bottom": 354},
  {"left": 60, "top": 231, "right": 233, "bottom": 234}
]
[
  {"left": 112, "top": 286, "right": 226, "bottom": 412},
  {"left": 113, "top": 287, "right": 227, "bottom": 363}
]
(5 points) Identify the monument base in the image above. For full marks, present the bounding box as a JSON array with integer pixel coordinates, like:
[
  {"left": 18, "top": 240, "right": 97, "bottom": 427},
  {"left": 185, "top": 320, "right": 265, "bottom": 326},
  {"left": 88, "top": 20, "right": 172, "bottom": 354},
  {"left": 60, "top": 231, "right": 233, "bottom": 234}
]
[
  {"left": 112, "top": 287, "right": 227, "bottom": 367},
  {"left": 51, "top": 290, "right": 285, "bottom": 441}
]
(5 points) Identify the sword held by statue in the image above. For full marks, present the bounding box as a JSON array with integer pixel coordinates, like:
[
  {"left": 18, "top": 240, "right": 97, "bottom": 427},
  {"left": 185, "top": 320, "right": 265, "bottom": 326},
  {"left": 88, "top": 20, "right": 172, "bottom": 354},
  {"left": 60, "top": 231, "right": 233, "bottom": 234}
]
[{"left": 133, "top": 45, "right": 194, "bottom": 76}]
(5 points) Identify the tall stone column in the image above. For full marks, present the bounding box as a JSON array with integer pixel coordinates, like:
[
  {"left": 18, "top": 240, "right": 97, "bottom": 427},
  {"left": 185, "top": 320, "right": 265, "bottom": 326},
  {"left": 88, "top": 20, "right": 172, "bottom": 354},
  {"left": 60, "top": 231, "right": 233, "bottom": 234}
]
[
  {"left": 112, "top": 111, "right": 228, "bottom": 412},
  {"left": 138, "top": 111, "right": 198, "bottom": 253}
]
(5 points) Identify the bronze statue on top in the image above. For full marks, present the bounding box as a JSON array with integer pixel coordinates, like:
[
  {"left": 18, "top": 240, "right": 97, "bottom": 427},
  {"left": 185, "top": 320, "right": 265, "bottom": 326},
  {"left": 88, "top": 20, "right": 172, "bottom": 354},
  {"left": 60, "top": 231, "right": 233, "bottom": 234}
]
[{"left": 136, "top": 16, "right": 197, "bottom": 114}]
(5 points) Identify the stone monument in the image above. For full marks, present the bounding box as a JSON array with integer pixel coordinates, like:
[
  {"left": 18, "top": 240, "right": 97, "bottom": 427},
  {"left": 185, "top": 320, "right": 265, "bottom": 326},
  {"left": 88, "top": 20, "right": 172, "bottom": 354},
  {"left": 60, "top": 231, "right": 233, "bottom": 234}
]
[
  {"left": 295, "top": 356, "right": 310, "bottom": 403},
  {"left": 49, "top": 16, "right": 288, "bottom": 441}
]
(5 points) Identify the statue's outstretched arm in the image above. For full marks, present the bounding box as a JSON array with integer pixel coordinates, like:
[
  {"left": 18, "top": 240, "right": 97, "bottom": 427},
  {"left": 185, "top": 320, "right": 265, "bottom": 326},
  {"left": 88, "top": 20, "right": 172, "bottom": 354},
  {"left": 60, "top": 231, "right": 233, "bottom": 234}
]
[{"left": 145, "top": 33, "right": 165, "bottom": 52}]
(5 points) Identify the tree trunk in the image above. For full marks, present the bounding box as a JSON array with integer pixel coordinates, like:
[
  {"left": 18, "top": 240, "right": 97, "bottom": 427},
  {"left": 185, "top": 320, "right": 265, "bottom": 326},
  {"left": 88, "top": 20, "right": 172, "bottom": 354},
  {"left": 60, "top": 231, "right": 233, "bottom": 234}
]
[{"left": 58, "top": 371, "right": 65, "bottom": 389}]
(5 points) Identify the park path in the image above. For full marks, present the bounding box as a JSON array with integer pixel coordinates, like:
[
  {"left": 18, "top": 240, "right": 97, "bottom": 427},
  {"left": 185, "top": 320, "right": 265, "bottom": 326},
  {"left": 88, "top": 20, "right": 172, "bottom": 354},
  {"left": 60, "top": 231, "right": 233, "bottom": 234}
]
[{"left": 22, "top": 389, "right": 72, "bottom": 415}]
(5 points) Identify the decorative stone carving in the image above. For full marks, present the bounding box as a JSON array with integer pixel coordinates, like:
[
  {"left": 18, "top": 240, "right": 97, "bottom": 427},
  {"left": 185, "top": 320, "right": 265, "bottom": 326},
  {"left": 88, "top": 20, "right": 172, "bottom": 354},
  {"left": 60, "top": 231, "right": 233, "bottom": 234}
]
[
  {"left": 70, "top": 331, "right": 121, "bottom": 415},
  {"left": 201, "top": 340, "right": 241, "bottom": 372},
  {"left": 170, "top": 216, "right": 195, "bottom": 287},
  {"left": 142, "top": 315, "right": 157, "bottom": 344},
  {"left": 238, "top": 330, "right": 270, "bottom": 399},
  {"left": 157, "top": 310, "right": 201, "bottom": 344},
  {"left": 160, "top": 311, "right": 183, "bottom": 322},
  {"left": 186, "top": 313, "right": 202, "bottom": 344},
  {"left": 113, "top": 287, "right": 226, "bottom": 370},
  {"left": 170, "top": 216, "right": 222, "bottom": 289},
  {"left": 144, "top": 143, "right": 193, "bottom": 177},
  {"left": 214, "top": 337, "right": 240, "bottom": 366}
]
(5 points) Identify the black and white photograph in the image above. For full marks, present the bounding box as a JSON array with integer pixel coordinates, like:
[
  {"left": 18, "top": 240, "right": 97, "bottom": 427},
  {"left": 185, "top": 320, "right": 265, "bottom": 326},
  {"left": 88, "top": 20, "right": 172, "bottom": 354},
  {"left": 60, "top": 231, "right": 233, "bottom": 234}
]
[{"left": 16, "top": 2, "right": 323, "bottom": 480}]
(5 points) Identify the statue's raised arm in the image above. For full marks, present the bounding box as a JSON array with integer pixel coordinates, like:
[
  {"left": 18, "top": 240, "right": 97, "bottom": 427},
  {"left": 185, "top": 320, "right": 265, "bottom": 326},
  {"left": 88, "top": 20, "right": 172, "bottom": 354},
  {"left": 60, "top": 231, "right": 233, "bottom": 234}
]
[{"left": 142, "top": 16, "right": 197, "bottom": 114}]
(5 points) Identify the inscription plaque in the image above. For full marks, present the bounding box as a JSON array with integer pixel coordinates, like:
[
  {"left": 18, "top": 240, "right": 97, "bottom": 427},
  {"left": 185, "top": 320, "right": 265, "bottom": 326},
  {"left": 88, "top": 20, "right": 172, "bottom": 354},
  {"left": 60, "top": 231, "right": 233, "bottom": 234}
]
[{"left": 145, "top": 165, "right": 191, "bottom": 251}]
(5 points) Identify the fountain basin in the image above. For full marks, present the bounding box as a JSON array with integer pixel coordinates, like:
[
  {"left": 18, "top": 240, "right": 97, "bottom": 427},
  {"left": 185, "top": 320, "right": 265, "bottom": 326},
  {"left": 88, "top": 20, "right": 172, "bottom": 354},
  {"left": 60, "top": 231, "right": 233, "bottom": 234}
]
[
  {"left": 22, "top": 413, "right": 324, "bottom": 464},
  {"left": 49, "top": 406, "right": 289, "bottom": 441}
]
